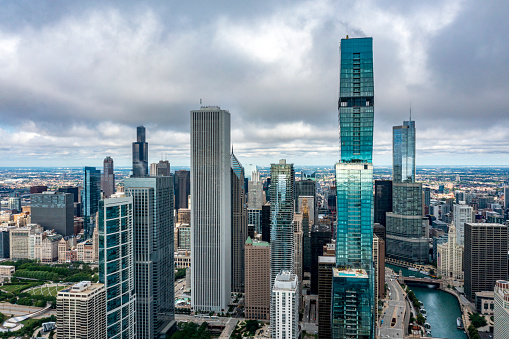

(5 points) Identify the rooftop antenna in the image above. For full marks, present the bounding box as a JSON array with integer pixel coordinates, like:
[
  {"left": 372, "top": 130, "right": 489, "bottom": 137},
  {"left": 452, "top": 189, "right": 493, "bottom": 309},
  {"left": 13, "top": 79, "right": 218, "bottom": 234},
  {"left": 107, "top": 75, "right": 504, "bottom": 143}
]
[
  {"left": 409, "top": 103, "right": 412, "bottom": 121},
  {"left": 200, "top": 98, "right": 202, "bottom": 105}
]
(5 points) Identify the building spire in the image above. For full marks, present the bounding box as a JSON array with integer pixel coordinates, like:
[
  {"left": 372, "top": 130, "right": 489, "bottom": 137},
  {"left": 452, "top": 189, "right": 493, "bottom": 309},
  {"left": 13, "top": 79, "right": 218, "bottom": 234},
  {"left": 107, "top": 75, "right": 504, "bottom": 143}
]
[{"left": 410, "top": 103, "right": 412, "bottom": 121}]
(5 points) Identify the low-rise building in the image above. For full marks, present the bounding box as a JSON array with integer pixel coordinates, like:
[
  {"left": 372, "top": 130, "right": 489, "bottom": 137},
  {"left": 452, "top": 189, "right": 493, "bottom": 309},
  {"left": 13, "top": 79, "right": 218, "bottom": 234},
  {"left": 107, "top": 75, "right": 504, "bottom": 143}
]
[
  {"left": 0, "top": 265, "right": 15, "bottom": 282},
  {"left": 175, "top": 250, "right": 191, "bottom": 269}
]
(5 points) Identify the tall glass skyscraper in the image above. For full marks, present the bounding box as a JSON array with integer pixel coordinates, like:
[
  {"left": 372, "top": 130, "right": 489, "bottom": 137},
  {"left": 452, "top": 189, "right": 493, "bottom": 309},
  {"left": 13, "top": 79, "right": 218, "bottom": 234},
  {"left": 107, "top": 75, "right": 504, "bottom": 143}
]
[
  {"left": 82, "top": 166, "right": 101, "bottom": 239},
  {"left": 269, "top": 159, "right": 295, "bottom": 338},
  {"left": 386, "top": 120, "right": 428, "bottom": 264},
  {"left": 332, "top": 36, "right": 374, "bottom": 339},
  {"left": 124, "top": 176, "right": 174, "bottom": 338},
  {"left": 98, "top": 195, "right": 136, "bottom": 339},
  {"left": 231, "top": 151, "right": 247, "bottom": 293}
]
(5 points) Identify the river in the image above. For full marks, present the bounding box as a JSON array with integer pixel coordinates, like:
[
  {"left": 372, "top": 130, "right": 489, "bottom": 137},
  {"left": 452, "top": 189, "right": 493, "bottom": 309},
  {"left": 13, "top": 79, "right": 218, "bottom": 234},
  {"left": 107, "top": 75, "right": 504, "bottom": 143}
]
[{"left": 387, "top": 264, "right": 467, "bottom": 339}]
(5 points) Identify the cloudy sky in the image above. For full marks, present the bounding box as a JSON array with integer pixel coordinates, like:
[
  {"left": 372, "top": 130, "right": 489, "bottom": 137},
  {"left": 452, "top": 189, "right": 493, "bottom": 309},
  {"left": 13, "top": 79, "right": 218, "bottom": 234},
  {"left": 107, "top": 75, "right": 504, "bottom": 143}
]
[{"left": 0, "top": 0, "right": 508, "bottom": 168}]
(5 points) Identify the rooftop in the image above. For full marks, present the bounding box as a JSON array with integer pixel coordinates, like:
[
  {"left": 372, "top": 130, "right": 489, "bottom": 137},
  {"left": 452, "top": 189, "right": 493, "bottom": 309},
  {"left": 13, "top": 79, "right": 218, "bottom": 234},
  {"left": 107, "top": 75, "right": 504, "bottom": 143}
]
[{"left": 333, "top": 268, "right": 368, "bottom": 279}]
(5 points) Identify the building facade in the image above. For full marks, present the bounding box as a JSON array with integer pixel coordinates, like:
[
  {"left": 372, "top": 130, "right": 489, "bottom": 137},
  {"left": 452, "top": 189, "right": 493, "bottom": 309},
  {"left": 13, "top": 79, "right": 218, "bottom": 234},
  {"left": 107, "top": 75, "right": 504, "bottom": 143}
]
[
  {"left": 245, "top": 237, "right": 270, "bottom": 321},
  {"left": 332, "top": 36, "right": 375, "bottom": 339},
  {"left": 231, "top": 152, "right": 247, "bottom": 293},
  {"left": 494, "top": 280, "right": 509, "bottom": 339},
  {"left": 31, "top": 192, "right": 74, "bottom": 237},
  {"left": 191, "top": 106, "right": 231, "bottom": 312},
  {"left": 101, "top": 156, "right": 115, "bottom": 198},
  {"left": 453, "top": 203, "right": 473, "bottom": 246},
  {"left": 124, "top": 177, "right": 174, "bottom": 338},
  {"left": 56, "top": 281, "right": 106, "bottom": 339},
  {"left": 374, "top": 180, "right": 392, "bottom": 227},
  {"left": 386, "top": 120, "right": 428, "bottom": 264},
  {"left": 271, "top": 271, "right": 299, "bottom": 339},
  {"left": 437, "top": 226, "right": 464, "bottom": 280},
  {"left": 318, "top": 256, "right": 335, "bottom": 339},
  {"left": 465, "top": 223, "right": 508, "bottom": 301},
  {"left": 98, "top": 195, "right": 136, "bottom": 339},
  {"left": 82, "top": 167, "right": 101, "bottom": 239},
  {"left": 174, "top": 170, "right": 190, "bottom": 212},
  {"left": 132, "top": 126, "right": 148, "bottom": 177}
]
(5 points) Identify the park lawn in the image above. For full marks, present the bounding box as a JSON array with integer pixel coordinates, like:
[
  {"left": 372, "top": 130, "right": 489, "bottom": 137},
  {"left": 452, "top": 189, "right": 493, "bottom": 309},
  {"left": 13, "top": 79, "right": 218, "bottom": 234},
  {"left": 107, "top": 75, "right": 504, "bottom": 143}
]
[
  {"left": 28, "top": 285, "right": 66, "bottom": 297},
  {"left": 1, "top": 284, "right": 29, "bottom": 293}
]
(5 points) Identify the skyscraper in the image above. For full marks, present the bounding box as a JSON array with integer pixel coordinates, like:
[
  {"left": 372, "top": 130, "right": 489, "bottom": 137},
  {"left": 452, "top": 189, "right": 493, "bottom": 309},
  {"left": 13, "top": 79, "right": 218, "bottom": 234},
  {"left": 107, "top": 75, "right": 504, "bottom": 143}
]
[
  {"left": 31, "top": 192, "right": 74, "bottom": 237},
  {"left": 101, "top": 156, "right": 115, "bottom": 198},
  {"left": 191, "top": 106, "right": 231, "bottom": 312},
  {"left": 82, "top": 167, "right": 101, "bottom": 239},
  {"left": 453, "top": 202, "right": 473, "bottom": 246},
  {"left": 150, "top": 160, "right": 171, "bottom": 177},
  {"left": 245, "top": 236, "right": 271, "bottom": 320},
  {"left": 295, "top": 179, "right": 316, "bottom": 222},
  {"left": 494, "top": 280, "right": 509, "bottom": 339},
  {"left": 124, "top": 176, "right": 174, "bottom": 337},
  {"left": 174, "top": 170, "right": 190, "bottom": 211},
  {"left": 261, "top": 204, "right": 271, "bottom": 242},
  {"left": 132, "top": 126, "right": 148, "bottom": 177},
  {"left": 385, "top": 120, "right": 428, "bottom": 264},
  {"left": 231, "top": 151, "right": 247, "bottom": 293},
  {"left": 269, "top": 159, "right": 295, "bottom": 337},
  {"left": 464, "top": 223, "right": 508, "bottom": 301},
  {"left": 332, "top": 36, "right": 374, "bottom": 338},
  {"left": 374, "top": 180, "right": 392, "bottom": 226},
  {"left": 98, "top": 195, "right": 136, "bottom": 339},
  {"left": 271, "top": 271, "right": 299, "bottom": 339}
]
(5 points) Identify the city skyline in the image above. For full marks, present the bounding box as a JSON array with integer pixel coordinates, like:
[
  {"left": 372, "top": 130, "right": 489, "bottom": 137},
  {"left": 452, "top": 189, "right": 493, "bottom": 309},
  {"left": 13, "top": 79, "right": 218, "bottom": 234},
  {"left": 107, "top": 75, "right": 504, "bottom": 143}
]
[{"left": 1, "top": 1, "right": 509, "bottom": 167}]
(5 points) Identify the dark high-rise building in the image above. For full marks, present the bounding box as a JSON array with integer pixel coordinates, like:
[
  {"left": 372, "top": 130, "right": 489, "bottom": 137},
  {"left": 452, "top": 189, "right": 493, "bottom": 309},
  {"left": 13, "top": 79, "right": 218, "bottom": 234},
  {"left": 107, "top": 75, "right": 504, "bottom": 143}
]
[
  {"left": 132, "top": 126, "right": 148, "bottom": 177},
  {"left": 310, "top": 227, "right": 332, "bottom": 294},
  {"left": 31, "top": 192, "right": 74, "bottom": 237},
  {"left": 318, "top": 256, "right": 335, "bottom": 339},
  {"left": 423, "top": 187, "right": 431, "bottom": 209},
  {"left": 174, "top": 170, "right": 190, "bottom": 211},
  {"left": 261, "top": 204, "right": 271, "bottom": 243},
  {"left": 101, "top": 156, "right": 115, "bottom": 198},
  {"left": 151, "top": 160, "right": 171, "bottom": 177},
  {"left": 82, "top": 167, "right": 101, "bottom": 239},
  {"left": 386, "top": 120, "right": 428, "bottom": 264},
  {"left": 0, "top": 231, "right": 10, "bottom": 259},
  {"left": 263, "top": 177, "right": 271, "bottom": 203},
  {"left": 57, "top": 186, "right": 80, "bottom": 203},
  {"left": 124, "top": 176, "right": 174, "bottom": 337},
  {"left": 231, "top": 152, "right": 247, "bottom": 293},
  {"left": 332, "top": 36, "right": 375, "bottom": 338},
  {"left": 373, "top": 223, "right": 386, "bottom": 242},
  {"left": 465, "top": 223, "right": 508, "bottom": 301},
  {"left": 374, "top": 180, "right": 392, "bottom": 226},
  {"left": 30, "top": 186, "right": 47, "bottom": 194}
]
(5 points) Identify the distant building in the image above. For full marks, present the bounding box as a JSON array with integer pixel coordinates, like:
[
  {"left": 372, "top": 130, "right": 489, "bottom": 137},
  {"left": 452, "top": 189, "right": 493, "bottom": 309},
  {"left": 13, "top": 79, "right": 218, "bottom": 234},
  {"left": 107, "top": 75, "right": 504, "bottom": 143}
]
[
  {"left": 295, "top": 179, "right": 316, "bottom": 223},
  {"left": 33, "top": 231, "right": 61, "bottom": 262},
  {"left": 174, "top": 170, "right": 190, "bottom": 212},
  {"left": 58, "top": 238, "right": 68, "bottom": 263},
  {"left": 245, "top": 237, "right": 270, "bottom": 321},
  {"left": 150, "top": 160, "right": 171, "bottom": 177},
  {"left": 494, "top": 280, "right": 509, "bottom": 339},
  {"left": 56, "top": 281, "right": 106, "bottom": 339},
  {"left": 132, "top": 126, "right": 148, "bottom": 177},
  {"left": 437, "top": 226, "right": 464, "bottom": 280},
  {"left": 271, "top": 271, "right": 299, "bottom": 339},
  {"left": 30, "top": 185, "right": 47, "bottom": 194},
  {"left": 310, "top": 226, "right": 332, "bottom": 294},
  {"left": 261, "top": 204, "right": 271, "bottom": 243},
  {"left": 373, "top": 234, "right": 385, "bottom": 300},
  {"left": 453, "top": 203, "right": 473, "bottom": 246},
  {"left": 374, "top": 180, "right": 392, "bottom": 227},
  {"left": 465, "top": 223, "right": 508, "bottom": 301},
  {"left": 31, "top": 192, "right": 74, "bottom": 237},
  {"left": 9, "top": 224, "right": 43, "bottom": 260},
  {"left": 231, "top": 152, "right": 247, "bottom": 293},
  {"left": 101, "top": 156, "right": 115, "bottom": 198},
  {"left": 0, "top": 230, "right": 10, "bottom": 259},
  {"left": 248, "top": 174, "right": 263, "bottom": 210},
  {"left": 57, "top": 186, "right": 80, "bottom": 203},
  {"left": 0, "top": 265, "right": 15, "bottom": 282},
  {"left": 8, "top": 197, "right": 21, "bottom": 214},
  {"left": 176, "top": 224, "right": 191, "bottom": 250},
  {"left": 82, "top": 167, "right": 101, "bottom": 238}
]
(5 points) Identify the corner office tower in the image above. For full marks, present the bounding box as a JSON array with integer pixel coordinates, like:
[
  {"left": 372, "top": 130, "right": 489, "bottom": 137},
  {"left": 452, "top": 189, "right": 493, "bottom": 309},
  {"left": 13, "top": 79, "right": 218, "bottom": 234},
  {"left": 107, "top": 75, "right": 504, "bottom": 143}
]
[
  {"left": 332, "top": 37, "right": 374, "bottom": 338},
  {"left": 191, "top": 107, "right": 232, "bottom": 312}
]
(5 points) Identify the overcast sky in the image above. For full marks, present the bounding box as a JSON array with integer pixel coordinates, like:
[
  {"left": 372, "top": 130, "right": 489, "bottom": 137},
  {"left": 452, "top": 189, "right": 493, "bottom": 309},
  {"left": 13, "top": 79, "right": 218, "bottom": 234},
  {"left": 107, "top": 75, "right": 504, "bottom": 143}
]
[{"left": 0, "top": 0, "right": 508, "bottom": 168}]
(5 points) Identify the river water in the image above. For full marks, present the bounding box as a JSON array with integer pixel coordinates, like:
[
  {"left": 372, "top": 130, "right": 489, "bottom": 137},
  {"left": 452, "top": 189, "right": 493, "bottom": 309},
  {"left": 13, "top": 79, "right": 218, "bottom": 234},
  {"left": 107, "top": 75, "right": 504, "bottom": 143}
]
[{"left": 387, "top": 264, "right": 467, "bottom": 339}]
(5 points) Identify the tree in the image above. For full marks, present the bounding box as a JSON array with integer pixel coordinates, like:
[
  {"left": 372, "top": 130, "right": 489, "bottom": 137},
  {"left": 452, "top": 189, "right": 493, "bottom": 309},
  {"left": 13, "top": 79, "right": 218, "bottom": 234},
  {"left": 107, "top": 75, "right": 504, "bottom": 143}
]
[
  {"left": 416, "top": 313, "right": 425, "bottom": 326},
  {"left": 469, "top": 313, "right": 487, "bottom": 328}
]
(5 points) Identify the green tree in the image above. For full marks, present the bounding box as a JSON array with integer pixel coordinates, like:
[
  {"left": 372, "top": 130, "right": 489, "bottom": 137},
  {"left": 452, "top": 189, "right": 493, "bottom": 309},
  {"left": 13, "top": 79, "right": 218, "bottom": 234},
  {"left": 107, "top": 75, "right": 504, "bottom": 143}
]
[
  {"left": 416, "top": 313, "right": 425, "bottom": 325},
  {"left": 469, "top": 313, "right": 487, "bottom": 328}
]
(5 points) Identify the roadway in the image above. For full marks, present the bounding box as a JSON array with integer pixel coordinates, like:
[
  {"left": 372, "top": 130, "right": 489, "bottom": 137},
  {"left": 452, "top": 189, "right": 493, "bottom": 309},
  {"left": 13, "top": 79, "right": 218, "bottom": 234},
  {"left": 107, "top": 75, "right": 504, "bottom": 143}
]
[{"left": 378, "top": 269, "right": 406, "bottom": 338}]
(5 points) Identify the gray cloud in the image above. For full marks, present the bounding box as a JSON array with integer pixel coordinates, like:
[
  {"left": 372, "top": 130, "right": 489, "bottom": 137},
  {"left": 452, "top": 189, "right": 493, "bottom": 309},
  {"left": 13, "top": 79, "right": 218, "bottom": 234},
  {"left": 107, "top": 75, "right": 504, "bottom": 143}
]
[{"left": 0, "top": 0, "right": 508, "bottom": 167}]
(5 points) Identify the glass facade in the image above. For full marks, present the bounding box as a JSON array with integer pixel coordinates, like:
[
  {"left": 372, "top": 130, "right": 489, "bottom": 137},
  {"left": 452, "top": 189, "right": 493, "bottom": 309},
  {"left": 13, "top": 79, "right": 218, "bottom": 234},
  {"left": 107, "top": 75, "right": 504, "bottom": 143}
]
[
  {"left": 393, "top": 121, "right": 415, "bottom": 183},
  {"left": 269, "top": 160, "right": 295, "bottom": 339},
  {"left": 99, "top": 196, "right": 136, "bottom": 339},
  {"left": 82, "top": 166, "right": 101, "bottom": 239},
  {"left": 333, "top": 37, "right": 375, "bottom": 339},
  {"left": 386, "top": 121, "right": 428, "bottom": 264}
]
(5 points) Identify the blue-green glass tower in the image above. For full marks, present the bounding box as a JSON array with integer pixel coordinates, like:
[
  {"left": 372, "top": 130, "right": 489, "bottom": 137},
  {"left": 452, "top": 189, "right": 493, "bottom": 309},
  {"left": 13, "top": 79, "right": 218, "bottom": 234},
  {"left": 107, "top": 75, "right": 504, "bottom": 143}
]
[
  {"left": 332, "top": 36, "right": 374, "bottom": 339},
  {"left": 82, "top": 166, "right": 101, "bottom": 239}
]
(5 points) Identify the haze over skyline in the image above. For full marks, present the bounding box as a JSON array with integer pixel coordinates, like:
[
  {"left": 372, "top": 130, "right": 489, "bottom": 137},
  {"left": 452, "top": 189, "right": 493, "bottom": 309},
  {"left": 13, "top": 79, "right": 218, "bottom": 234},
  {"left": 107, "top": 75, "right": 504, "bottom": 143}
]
[{"left": 1, "top": 0, "right": 508, "bottom": 167}]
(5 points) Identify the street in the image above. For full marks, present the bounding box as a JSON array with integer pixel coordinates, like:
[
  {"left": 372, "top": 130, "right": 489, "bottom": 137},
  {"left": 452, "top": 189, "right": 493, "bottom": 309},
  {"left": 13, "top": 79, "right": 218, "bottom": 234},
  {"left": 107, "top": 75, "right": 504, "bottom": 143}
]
[{"left": 378, "top": 269, "right": 406, "bottom": 338}]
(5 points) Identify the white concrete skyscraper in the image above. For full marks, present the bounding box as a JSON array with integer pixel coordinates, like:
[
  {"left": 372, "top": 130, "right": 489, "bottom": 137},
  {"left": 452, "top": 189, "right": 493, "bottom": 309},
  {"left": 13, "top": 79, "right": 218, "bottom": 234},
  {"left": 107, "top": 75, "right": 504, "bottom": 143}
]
[{"left": 191, "top": 106, "right": 232, "bottom": 312}]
